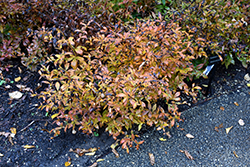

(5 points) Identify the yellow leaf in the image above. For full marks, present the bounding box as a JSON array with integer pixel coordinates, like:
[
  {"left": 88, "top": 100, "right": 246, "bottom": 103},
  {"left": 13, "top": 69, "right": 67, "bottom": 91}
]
[
  {"left": 112, "top": 149, "right": 119, "bottom": 158},
  {"left": 226, "top": 126, "right": 233, "bottom": 134},
  {"left": 159, "top": 137, "right": 167, "bottom": 141},
  {"left": 65, "top": 161, "right": 71, "bottom": 166},
  {"left": 96, "top": 159, "right": 104, "bottom": 162},
  {"left": 55, "top": 82, "right": 60, "bottom": 91},
  {"left": 23, "top": 145, "right": 35, "bottom": 149},
  {"left": 51, "top": 113, "right": 59, "bottom": 119},
  {"left": 14, "top": 76, "right": 21, "bottom": 82},
  {"left": 85, "top": 152, "right": 96, "bottom": 156},
  {"left": 234, "top": 102, "right": 239, "bottom": 106},
  {"left": 233, "top": 151, "right": 239, "bottom": 158},
  {"left": 247, "top": 83, "right": 250, "bottom": 87},
  {"left": 10, "top": 128, "right": 16, "bottom": 135}
]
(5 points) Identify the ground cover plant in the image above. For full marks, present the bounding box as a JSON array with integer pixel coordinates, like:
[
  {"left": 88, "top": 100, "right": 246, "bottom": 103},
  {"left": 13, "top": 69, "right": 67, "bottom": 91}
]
[{"left": 0, "top": 0, "right": 249, "bottom": 154}]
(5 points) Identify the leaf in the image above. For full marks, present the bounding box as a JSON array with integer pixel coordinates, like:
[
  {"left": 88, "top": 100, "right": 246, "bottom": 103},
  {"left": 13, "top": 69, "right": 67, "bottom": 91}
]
[
  {"left": 138, "top": 123, "right": 143, "bottom": 131},
  {"left": 244, "top": 74, "right": 250, "bottom": 81},
  {"left": 85, "top": 152, "right": 96, "bottom": 156},
  {"left": 234, "top": 102, "right": 239, "bottom": 106},
  {"left": 180, "top": 150, "right": 194, "bottom": 160},
  {"left": 96, "top": 159, "right": 104, "bottom": 162},
  {"left": 14, "top": 76, "right": 21, "bottom": 82},
  {"left": 110, "top": 139, "right": 120, "bottom": 149},
  {"left": 55, "top": 82, "right": 60, "bottom": 91},
  {"left": 159, "top": 137, "right": 167, "bottom": 141},
  {"left": 23, "top": 145, "right": 35, "bottom": 149},
  {"left": 220, "top": 106, "right": 225, "bottom": 111},
  {"left": 148, "top": 153, "right": 155, "bottom": 165},
  {"left": 116, "top": 93, "right": 126, "bottom": 97},
  {"left": 10, "top": 128, "right": 16, "bottom": 135},
  {"left": 247, "top": 83, "right": 250, "bottom": 87},
  {"left": 89, "top": 162, "right": 98, "bottom": 167},
  {"left": 112, "top": 148, "right": 119, "bottom": 158},
  {"left": 0, "top": 153, "right": 3, "bottom": 156},
  {"left": 51, "top": 113, "right": 59, "bottom": 119},
  {"left": 71, "top": 59, "right": 77, "bottom": 69},
  {"left": 184, "top": 150, "right": 194, "bottom": 160},
  {"left": 186, "top": 134, "right": 194, "bottom": 139},
  {"left": 233, "top": 151, "right": 239, "bottom": 158},
  {"left": 215, "top": 123, "right": 223, "bottom": 132},
  {"left": 226, "top": 126, "right": 233, "bottom": 134},
  {"left": 9, "top": 91, "right": 23, "bottom": 99},
  {"left": 238, "top": 119, "right": 245, "bottom": 126},
  {"left": 65, "top": 161, "right": 71, "bottom": 166}
]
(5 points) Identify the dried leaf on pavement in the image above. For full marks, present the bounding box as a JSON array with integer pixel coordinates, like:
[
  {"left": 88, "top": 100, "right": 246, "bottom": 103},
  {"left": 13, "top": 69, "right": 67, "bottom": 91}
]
[
  {"left": 148, "top": 153, "right": 155, "bottom": 165},
  {"left": 159, "top": 137, "right": 167, "bottom": 141},
  {"left": 112, "top": 148, "right": 119, "bottom": 158},
  {"left": 220, "top": 106, "right": 225, "bottom": 111},
  {"left": 69, "top": 147, "right": 97, "bottom": 156},
  {"left": 0, "top": 153, "right": 3, "bottom": 156},
  {"left": 238, "top": 119, "right": 245, "bottom": 126},
  {"left": 186, "top": 134, "right": 194, "bottom": 139},
  {"left": 233, "top": 151, "right": 239, "bottom": 158},
  {"left": 226, "top": 126, "right": 233, "bottom": 134},
  {"left": 180, "top": 150, "right": 194, "bottom": 160},
  {"left": 234, "top": 102, "right": 239, "bottom": 106},
  {"left": 89, "top": 162, "right": 98, "bottom": 167},
  {"left": 215, "top": 123, "right": 223, "bottom": 132},
  {"left": 23, "top": 145, "right": 35, "bottom": 149}
]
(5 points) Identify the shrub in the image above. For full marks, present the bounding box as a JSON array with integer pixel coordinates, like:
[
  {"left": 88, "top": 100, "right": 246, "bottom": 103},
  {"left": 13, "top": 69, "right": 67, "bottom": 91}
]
[
  {"left": 38, "top": 16, "right": 205, "bottom": 152},
  {"left": 161, "top": 0, "right": 250, "bottom": 68}
]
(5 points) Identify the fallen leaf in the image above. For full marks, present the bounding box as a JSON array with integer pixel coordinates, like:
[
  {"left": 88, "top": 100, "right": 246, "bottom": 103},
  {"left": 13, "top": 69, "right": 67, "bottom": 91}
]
[
  {"left": 65, "top": 161, "right": 71, "bottom": 166},
  {"left": 8, "top": 136, "right": 14, "bottom": 145},
  {"left": 85, "top": 152, "right": 96, "bottom": 156},
  {"left": 226, "top": 126, "right": 233, "bottom": 134},
  {"left": 180, "top": 150, "right": 194, "bottom": 160},
  {"left": 0, "top": 153, "right": 3, "bottom": 156},
  {"left": 238, "top": 119, "right": 245, "bottom": 126},
  {"left": 69, "top": 147, "right": 98, "bottom": 156},
  {"left": 96, "top": 159, "right": 104, "bottom": 162},
  {"left": 163, "top": 131, "right": 172, "bottom": 138},
  {"left": 10, "top": 127, "right": 16, "bottom": 135},
  {"left": 112, "top": 148, "right": 119, "bottom": 158},
  {"left": 233, "top": 151, "right": 239, "bottom": 158},
  {"left": 234, "top": 102, "right": 239, "bottom": 106},
  {"left": 0, "top": 131, "right": 11, "bottom": 137},
  {"left": 148, "top": 153, "right": 155, "bottom": 165},
  {"left": 110, "top": 139, "right": 120, "bottom": 149},
  {"left": 23, "top": 145, "right": 35, "bottom": 149},
  {"left": 9, "top": 91, "right": 23, "bottom": 99},
  {"left": 165, "top": 151, "right": 167, "bottom": 154},
  {"left": 72, "top": 129, "right": 76, "bottom": 134},
  {"left": 159, "top": 137, "right": 167, "bottom": 141},
  {"left": 14, "top": 76, "right": 21, "bottom": 82},
  {"left": 247, "top": 83, "right": 250, "bottom": 87},
  {"left": 220, "top": 106, "right": 225, "bottom": 111},
  {"left": 244, "top": 73, "right": 250, "bottom": 81},
  {"left": 215, "top": 123, "right": 223, "bottom": 132},
  {"left": 89, "top": 162, "right": 98, "bottom": 167},
  {"left": 186, "top": 134, "right": 194, "bottom": 139}
]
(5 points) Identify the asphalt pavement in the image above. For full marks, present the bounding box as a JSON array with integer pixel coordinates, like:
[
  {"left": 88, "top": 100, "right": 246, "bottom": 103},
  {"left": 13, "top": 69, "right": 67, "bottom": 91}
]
[{"left": 98, "top": 86, "right": 250, "bottom": 167}]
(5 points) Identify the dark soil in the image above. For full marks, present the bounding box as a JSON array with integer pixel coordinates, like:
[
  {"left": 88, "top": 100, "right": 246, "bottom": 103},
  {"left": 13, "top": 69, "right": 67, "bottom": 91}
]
[{"left": 0, "top": 58, "right": 249, "bottom": 167}]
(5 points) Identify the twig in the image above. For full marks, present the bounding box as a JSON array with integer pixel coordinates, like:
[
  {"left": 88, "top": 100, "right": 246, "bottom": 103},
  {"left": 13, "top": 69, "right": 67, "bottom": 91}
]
[{"left": 20, "top": 120, "right": 35, "bottom": 132}]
